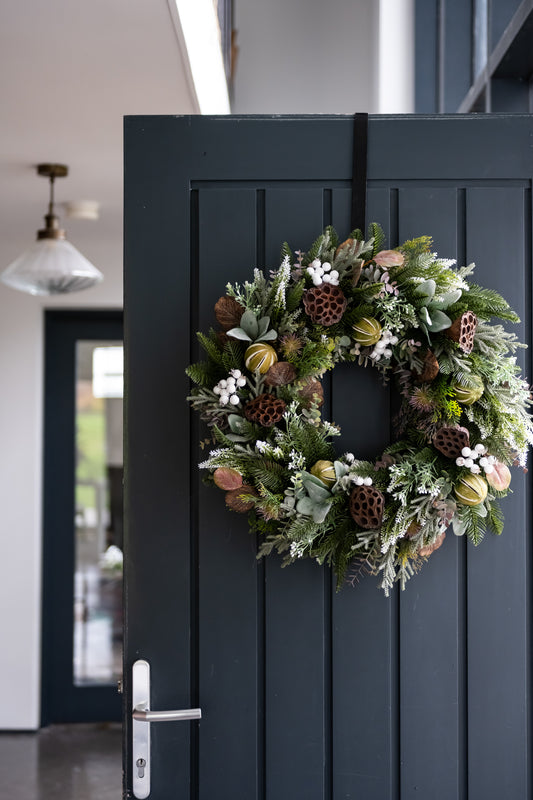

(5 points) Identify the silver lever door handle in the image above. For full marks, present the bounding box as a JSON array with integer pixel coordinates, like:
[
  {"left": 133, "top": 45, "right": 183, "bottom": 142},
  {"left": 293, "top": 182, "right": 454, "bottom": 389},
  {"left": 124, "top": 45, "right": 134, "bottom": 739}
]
[
  {"left": 132, "top": 659, "right": 201, "bottom": 799},
  {"left": 133, "top": 704, "right": 201, "bottom": 722}
]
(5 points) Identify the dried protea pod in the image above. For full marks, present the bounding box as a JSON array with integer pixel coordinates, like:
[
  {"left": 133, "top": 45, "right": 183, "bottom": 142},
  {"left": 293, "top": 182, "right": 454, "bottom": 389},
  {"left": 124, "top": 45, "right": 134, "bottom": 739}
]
[
  {"left": 414, "top": 349, "right": 439, "bottom": 383},
  {"left": 244, "top": 343, "right": 278, "bottom": 374},
  {"left": 433, "top": 426, "right": 470, "bottom": 459},
  {"left": 485, "top": 461, "right": 511, "bottom": 491},
  {"left": 303, "top": 283, "right": 347, "bottom": 326},
  {"left": 244, "top": 394, "right": 286, "bottom": 427},
  {"left": 298, "top": 378, "right": 324, "bottom": 408},
  {"left": 349, "top": 485, "right": 385, "bottom": 529},
  {"left": 225, "top": 485, "right": 258, "bottom": 513},
  {"left": 419, "top": 531, "right": 446, "bottom": 557},
  {"left": 264, "top": 361, "right": 297, "bottom": 387},
  {"left": 454, "top": 474, "right": 488, "bottom": 506},
  {"left": 214, "top": 296, "right": 244, "bottom": 331},
  {"left": 445, "top": 311, "right": 477, "bottom": 354},
  {"left": 213, "top": 467, "right": 243, "bottom": 491}
]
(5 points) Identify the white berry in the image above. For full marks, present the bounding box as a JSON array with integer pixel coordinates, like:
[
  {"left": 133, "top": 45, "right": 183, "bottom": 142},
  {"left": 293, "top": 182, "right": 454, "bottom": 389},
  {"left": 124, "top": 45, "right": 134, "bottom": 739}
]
[
  {"left": 484, "top": 464, "right": 494, "bottom": 474},
  {"left": 229, "top": 395, "right": 240, "bottom": 405},
  {"left": 470, "top": 464, "right": 481, "bottom": 474},
  {"left": 474, "top": 444, "right": 486, "bottom": 454},
  {"left": 464, "top": 458, "right": 474, "bottom": 468},
  {"left": 383, "top": 348, "right": 392, "bottom": 358},
  {"left": 456, "top": 457, "right": 465, "bottom": 466},
  {"left": 461, "top": 447, "right": 471, "bottom": 457},
  {"left": 479, "top": 457, "right": 488, "bottom": 467},
  {"left": 219, "top": 395, "right": 229, "bottom": 405},
  {"left": 355, "top": 476, "right": 364, "bottom": 486},
  {"left": 322, "top": 262, "right": 331, "bottom": 272},
  {"left": 237, "top": 377, "right": 247, "bottom": 388},
  {"left": 363, "top": 477, "right": 373, "bottom": 486}
]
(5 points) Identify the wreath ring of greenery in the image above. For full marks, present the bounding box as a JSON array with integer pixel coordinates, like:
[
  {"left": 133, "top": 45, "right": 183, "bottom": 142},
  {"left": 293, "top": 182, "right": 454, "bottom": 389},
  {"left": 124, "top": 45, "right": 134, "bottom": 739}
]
[{"left": 187, "top": 224, "right": 533, "bottom": 595}]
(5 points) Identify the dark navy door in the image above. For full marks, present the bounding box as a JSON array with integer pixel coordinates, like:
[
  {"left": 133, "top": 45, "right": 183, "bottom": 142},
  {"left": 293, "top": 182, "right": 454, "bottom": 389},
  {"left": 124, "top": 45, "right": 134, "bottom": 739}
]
[{"left": 124, "top": 115, "right": 533, "bottom": 800}]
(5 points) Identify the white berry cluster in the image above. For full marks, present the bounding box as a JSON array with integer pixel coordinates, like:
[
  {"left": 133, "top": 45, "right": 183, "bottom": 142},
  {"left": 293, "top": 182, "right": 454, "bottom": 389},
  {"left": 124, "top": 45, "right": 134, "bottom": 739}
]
[
  {"left": 213, "top": 369, "right": 247, "bottom": 406},
  {"left": 353, "top": 475, "right": 373, "bottom": 486},
  {"left": 370, "top": 329, "right": 399, "bottom": 361},
  {"left": 456, "top": 444, "right": 497, "bottom": 475},
  {"left": 306, "top": 258, "right": 340, "bottom": 286}
]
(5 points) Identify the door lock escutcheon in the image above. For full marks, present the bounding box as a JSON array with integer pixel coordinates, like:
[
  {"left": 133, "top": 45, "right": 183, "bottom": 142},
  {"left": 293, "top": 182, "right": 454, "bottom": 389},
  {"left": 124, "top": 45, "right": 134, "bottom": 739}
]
[{"left": 132, "top": 659, "right": 202, "bottom": 799}]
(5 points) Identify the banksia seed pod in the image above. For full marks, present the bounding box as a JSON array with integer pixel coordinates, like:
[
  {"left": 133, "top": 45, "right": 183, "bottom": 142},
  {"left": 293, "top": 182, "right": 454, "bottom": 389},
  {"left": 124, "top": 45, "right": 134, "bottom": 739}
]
[
  {"left": 414, "top": 349, "right": 439, "bottom": 383},
  {"left": 225, "top": 485, "right": 258, "bottom": 513},
  {"left": 310, "top": 460, "right": 336, "bottom": 488},
  {"left": 303, "top": 284, "right": 347, "bottom": 326},
  {"left": 214, "top": 296, "right": 244, "bottom": 331},
  {"left": 298, "top": 378, "right": 324, "bottom": 408},
  {"left": 244, "top": 393, "right": 286, "bottom": 427},
  {"left": 213, "top": 467, "right": 243, "bottom": 491},
  {"left": 453, "top": 375, "right": 484, "bottom": 405},
  {"left": 244, "top": 342, "right": 278, "bottom": 374},
  {"left": 352, "top": 317, "right": 382, "bottom": 347},
  {"left": 349, "top": 485, "right": 385, "bottom": 529},
  {"left": 433, "top": 426, "right": 470, "bottom": 459},
  {"left": 418, "top": 531, "right": 446, "bottom": 557},
  {"left": 264, "top": 361, "right": 297, "bottom": 387},
  {"left": 445, "top": 311, "right": 478, "bottom": 354},
  {"left": 454, "top": 474, "right": 488, "bottom": 506}
]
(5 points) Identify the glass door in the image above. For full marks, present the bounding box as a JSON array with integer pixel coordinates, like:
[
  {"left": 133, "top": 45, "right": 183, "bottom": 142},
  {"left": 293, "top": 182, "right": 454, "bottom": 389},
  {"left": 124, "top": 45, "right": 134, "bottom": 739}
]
[{"left": 42, "top": 311, "right": 123, "bottom": 724}]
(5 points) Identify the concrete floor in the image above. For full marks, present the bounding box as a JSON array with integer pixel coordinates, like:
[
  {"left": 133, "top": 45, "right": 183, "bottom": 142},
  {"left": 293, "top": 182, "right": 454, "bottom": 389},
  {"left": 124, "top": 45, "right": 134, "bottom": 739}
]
[{"left": 0, "top": 723, "right": 122, "bottom": 799}]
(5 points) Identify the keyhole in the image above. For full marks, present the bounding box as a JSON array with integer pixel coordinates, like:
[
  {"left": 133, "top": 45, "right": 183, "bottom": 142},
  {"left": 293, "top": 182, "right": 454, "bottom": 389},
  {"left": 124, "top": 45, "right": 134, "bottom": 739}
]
[{"left": 136, "top": 757, "right": 146, "bottom": 778}]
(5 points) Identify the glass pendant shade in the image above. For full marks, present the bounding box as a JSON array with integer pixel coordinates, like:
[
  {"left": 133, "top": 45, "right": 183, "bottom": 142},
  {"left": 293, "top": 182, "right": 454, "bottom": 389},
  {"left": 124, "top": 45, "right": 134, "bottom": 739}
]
[
  {"left": 1, "top": 238, "right": 103, "bottom": 295},
  {"left": 1, "top": 162, "right": 104, "bottom": 296}
]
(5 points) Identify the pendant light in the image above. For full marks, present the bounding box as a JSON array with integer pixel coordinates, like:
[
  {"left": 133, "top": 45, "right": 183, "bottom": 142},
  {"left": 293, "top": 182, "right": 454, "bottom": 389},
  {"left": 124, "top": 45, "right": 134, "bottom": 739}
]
[{"left": 1, "top": 163, "right": 104, "bottom": 296}]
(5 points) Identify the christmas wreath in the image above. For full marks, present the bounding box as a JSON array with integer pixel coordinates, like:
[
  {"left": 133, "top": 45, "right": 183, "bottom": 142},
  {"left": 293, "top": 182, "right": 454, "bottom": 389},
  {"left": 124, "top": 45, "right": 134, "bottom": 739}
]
[{"left": 186, "top": 225, "right": 533, "bottom": 594}]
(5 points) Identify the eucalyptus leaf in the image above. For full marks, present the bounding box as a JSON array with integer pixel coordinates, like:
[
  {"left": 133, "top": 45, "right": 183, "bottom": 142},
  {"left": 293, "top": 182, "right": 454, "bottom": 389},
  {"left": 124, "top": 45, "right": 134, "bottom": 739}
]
[
  {"left": 259, "top": 328, "right": 278, "bottom": 342},
  {"left": 257, "top": 316, "right": 271, "bottom": 337},
  {"left": 302, "top": 478, "right": 331, "bottom": 503},
  {"left": 420, "top": 307, "right": 432, "bottom": 326},
  {"left": 240, "top": 309, "right": 259, "bottom": 339},
  {"left": 228, "top": 414, "right": 247, "bottom": 433},
  {"left": 226, "top": 327, "right": 252, "bottom": 342},
  {"left": 224, "top": 433, "right": 252, "bottom": 442},
  {"left": 426, "top": 309, "right": 452, "bottom": 332},
  {"left": 431, "top": 289, "right": 462, "bottom": 310},
  {"left": 414, "top": 279, "right": 436, "bottom": 305},
  {"left": 296, "top": 497, "right": 314, "bottom": 516},
  {"left": 312, "top": 503, "right": 332, "bottom": 523}
]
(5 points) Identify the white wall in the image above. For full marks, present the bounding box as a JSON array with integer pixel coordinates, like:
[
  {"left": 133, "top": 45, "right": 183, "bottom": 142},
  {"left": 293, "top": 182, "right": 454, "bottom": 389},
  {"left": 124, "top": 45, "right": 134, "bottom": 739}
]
[
  {"left": 0, "top": 236, "right": 122, "bottom": 729},
  {"left": 233, "top": 0, "right": 414, "bottom": 115}
]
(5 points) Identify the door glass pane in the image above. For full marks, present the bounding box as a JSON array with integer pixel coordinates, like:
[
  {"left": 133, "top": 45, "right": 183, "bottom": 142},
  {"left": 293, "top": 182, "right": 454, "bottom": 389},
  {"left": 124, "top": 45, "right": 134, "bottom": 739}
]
[{"left": 74, "top": 341, "right": 123, "bottom": 686}]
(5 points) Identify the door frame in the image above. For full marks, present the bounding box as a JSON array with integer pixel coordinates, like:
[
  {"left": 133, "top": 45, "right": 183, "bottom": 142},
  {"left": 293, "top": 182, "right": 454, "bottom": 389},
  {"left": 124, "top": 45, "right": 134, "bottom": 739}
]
[{"left": 41, "top": 309, "right": 123, "bottom": 725}]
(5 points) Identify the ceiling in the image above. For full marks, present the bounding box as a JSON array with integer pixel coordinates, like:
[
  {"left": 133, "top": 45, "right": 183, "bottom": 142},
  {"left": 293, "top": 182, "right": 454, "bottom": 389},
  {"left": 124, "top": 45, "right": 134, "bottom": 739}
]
[{"left": 0, "top": 0, "right": 196, "bottom": 279}]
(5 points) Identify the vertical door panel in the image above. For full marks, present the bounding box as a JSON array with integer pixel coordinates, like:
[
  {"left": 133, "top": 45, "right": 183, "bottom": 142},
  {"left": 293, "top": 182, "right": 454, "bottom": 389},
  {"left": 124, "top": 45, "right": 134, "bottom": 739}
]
[
  {"left": 195, "top": 188, "right": 261, "bottom": 797},
  {"left": 465, "top": 187, "right": 529, "bottom": 800}
]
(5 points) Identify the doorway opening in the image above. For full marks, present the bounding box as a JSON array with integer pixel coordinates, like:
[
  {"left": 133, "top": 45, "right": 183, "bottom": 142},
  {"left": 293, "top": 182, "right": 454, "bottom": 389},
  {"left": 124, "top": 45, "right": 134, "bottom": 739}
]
[{"left": 42, "top": 310, "right": 123, "bottom": 724}]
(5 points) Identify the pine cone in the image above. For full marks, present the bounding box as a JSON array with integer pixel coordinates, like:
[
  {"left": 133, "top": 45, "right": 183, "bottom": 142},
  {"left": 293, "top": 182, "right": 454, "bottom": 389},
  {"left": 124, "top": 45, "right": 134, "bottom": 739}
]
[
  {"left": 264, "top": 361, "right": 297, "bottom": 387},
  {"left": 225, "top": 485, "right": 258, "bottom": 513},
  {"left": 349, "top": 485, "right": 385, "bottom": 529},
  {"left": 214, "top": 296, "right": 244, "bottom": 331},
  {"left": 432, "top": 426, "right": 470, "bottom": 459},
  {"left": 244, "top": 394, "right": 286, "bottom": 427},
  {"left": 414, "top": 349, "right": 439, "bottom": 383},
  {"left": 445, "top": 311, "right": 477, "bottom": 354},
  {"left": 303, "top": 284, "right": 347, "bottom": 326},
  {"left": 298, "top": 378, "right": 324, "bottom": 408}
]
